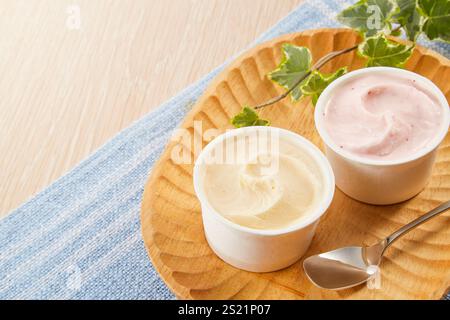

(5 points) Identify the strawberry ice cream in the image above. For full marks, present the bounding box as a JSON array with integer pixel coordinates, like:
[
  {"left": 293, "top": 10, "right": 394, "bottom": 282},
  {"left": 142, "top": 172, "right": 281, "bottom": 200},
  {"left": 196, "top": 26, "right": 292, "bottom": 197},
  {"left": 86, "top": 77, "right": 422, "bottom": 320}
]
[{"left": 322, "top": 72, "right": 445, "bottom": 161}]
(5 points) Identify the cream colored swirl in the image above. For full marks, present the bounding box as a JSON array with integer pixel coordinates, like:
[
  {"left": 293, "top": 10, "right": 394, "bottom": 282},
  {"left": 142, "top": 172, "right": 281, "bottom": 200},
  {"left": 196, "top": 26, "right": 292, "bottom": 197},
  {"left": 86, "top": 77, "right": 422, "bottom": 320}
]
[
  {"left": 203, "top": 137, "right": 324, "bottom": 230},
  {"left": 323, "top": 73, "right": 444, "bottom": 160}
]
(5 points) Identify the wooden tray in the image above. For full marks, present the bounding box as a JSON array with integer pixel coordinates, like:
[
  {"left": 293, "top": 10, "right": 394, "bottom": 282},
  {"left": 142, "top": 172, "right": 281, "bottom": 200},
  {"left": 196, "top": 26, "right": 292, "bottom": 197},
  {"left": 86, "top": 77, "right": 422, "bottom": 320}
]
[{"left": 141, "top": 28, "right": 450, "bottom": 300}]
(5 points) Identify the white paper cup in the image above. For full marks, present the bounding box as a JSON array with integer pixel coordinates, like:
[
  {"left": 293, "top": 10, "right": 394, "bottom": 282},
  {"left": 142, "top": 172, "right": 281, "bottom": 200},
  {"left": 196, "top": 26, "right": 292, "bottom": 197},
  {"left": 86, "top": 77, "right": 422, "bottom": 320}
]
[
  {"left": 315, "top": 67, "right": 449, "bottom": 205},
  {"left": 193, "top": 127, "right": 335, "bottom": 272}
]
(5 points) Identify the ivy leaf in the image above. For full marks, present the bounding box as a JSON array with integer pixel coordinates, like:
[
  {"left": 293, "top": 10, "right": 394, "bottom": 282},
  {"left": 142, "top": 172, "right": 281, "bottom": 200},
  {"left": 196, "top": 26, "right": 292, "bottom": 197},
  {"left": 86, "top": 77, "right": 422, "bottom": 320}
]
[
  {"left": 268, "top": 44, "right": 312, "bottom": 101},
  {"left": 300, "top": 67, "right": 348, "bottom": 105},
  {"left": 337, "top": 0, "right": 398, "bottom": 36},
  {"left": 418, "top": 0, "right": 450, "bottom": 42},
  {"left": 358, "top": 34, "right": 414, "bottom": 67},
  {"left": 231, "top": 106, "right": 270, "bottom": 128},
  {"left": 393, "top": 0, "right": 423, "bottom": 41}
]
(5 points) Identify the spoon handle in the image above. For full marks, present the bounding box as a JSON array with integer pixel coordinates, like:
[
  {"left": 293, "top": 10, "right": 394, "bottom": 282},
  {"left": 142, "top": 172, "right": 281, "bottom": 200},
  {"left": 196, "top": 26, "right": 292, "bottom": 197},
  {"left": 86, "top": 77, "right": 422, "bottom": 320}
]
[{"left": 385, "top": 200, "right": 450, "bottom": 248}]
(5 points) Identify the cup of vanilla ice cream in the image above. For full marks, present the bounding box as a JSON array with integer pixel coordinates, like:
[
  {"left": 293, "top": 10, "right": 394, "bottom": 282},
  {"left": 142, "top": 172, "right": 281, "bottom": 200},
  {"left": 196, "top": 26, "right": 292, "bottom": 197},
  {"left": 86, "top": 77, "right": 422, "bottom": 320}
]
[
  {"left": 315, "top": 67, "right": 449, "bottom": 205},
  {"left": 193, "top": 127, "right": 335, "bottom": 272}
]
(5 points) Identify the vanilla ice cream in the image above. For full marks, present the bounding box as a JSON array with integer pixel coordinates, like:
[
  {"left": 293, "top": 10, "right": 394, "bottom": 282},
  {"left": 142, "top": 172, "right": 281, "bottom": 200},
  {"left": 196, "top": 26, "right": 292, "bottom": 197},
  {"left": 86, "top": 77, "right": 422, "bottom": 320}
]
[{"left": 202, "top": 132, "right": 325, "bottom": 230}]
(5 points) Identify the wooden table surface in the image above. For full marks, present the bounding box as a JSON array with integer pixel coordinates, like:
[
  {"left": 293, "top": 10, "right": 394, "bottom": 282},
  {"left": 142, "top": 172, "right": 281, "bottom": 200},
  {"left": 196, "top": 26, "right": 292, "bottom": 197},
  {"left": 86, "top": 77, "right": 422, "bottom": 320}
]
[{"left": 0, "top": 0, "right": 303, "bottom": 217}]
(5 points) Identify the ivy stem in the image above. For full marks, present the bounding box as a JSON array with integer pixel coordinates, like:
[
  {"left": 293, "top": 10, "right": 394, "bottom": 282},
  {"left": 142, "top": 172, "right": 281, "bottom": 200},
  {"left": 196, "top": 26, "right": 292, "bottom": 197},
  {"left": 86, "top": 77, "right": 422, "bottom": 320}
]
[
  {"left": 254, "top": 45, "right": 358, "bottom": 109},
  {"left": 254, "top": 25, "right": 403, "bottom": 110}
]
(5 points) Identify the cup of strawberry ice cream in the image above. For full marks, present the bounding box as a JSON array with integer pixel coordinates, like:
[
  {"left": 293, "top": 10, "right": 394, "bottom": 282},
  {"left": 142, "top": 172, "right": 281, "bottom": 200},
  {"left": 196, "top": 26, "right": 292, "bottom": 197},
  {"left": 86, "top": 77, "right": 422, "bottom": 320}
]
[{"left": 315, "top": 67, "right": 449, "bottom": 205}]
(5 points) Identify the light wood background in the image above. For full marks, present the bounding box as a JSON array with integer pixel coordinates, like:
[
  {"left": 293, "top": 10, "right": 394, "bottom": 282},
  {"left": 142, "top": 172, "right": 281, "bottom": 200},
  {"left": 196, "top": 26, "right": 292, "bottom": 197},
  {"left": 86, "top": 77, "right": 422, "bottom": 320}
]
[{"left": 0, "top": 0, "right": 303, "bottom": 218}]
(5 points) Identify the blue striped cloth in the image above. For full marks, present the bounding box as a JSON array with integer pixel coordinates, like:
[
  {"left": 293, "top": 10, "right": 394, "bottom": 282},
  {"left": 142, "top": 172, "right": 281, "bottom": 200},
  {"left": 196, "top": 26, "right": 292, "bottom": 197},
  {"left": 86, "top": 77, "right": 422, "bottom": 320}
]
[{"left": 1, "top": 0, "right": 449, "bottom": 300}]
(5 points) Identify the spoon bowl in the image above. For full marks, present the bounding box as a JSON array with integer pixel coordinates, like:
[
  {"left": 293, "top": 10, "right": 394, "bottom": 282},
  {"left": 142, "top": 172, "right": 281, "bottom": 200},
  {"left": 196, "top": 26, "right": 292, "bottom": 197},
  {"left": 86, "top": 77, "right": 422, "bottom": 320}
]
[
  {"left": 303, "top": 201, "right": 450, "bottom": 290},
  {"left": 303, "top": 242, "right": 385, "bottom": 290}
]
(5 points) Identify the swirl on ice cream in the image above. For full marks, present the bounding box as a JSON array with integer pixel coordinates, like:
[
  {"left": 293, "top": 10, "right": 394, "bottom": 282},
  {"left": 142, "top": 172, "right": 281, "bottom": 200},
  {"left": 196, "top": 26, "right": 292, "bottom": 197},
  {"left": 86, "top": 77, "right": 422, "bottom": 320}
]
[
  {"left": 323, "top": 73, "right": 445, "bottom": 161},
  {"left": 203, "top": 133, "right": 325, "bottom": 230}
]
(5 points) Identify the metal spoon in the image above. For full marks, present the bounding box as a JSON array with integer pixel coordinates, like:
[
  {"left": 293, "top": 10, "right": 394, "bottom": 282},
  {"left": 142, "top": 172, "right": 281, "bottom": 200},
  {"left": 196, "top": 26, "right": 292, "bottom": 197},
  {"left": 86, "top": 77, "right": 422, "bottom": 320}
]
[{"left": 303, "top": 200, "right": 450, "bottom": 290}]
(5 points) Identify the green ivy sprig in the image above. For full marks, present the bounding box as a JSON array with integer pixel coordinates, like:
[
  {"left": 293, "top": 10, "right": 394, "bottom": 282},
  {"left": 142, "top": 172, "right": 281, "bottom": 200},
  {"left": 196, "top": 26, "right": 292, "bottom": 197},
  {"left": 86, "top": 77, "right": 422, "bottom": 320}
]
[{"left": 231, "top": 0, "right": 450, "bottom": 127}]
